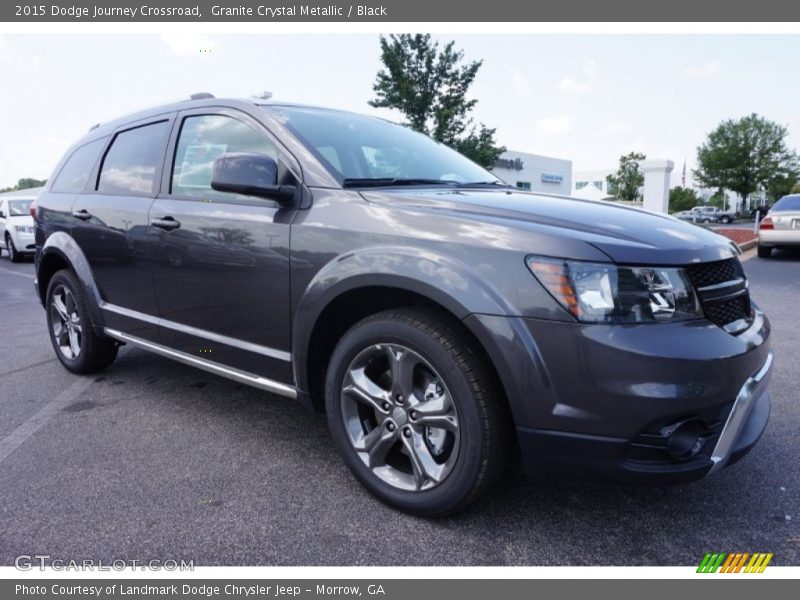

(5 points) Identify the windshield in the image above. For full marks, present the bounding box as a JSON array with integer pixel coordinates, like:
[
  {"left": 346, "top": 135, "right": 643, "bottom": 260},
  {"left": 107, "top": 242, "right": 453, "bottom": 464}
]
[
  {"left": 773, "top": 195, "right": 800, "bottom": 212},
  {"left": 8, "top": 199, "right": 32, "bottom": 216},
  {"left": 263, "top": 105, "right": 500, "bottom": 186}
]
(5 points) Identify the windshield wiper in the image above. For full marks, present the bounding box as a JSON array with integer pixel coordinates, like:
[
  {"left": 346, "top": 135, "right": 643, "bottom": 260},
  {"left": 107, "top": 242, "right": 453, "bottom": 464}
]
[
  {"left": 456, "top": 180, "right": 513, "bottom": 188},
  {"left": 342, "top": 178, "right": 458, "bottom": 188}
]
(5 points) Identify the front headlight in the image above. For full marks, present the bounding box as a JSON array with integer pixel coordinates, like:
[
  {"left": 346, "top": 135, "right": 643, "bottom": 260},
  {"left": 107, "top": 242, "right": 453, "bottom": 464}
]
[
  {"left": 527, "top": 256, "right": 702, "bottom": 323},
  {"left": 14, "top": 225, "right": 33, "bottom": 234}
]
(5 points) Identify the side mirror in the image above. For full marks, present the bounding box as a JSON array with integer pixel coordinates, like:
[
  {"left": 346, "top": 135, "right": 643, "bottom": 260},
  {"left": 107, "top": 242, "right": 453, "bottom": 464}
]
[{"left": 211, "top": 153, "right": 296, "bottom": 203}]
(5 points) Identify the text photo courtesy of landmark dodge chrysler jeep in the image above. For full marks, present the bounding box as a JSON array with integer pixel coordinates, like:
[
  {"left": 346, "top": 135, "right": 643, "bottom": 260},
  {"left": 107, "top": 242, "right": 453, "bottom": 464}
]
[{"left": 33, "top": 95, "right": 773, "bottom": 516}]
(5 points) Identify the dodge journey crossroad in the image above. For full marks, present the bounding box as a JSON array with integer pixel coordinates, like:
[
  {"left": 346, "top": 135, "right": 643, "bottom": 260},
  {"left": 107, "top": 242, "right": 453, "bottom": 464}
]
[{"left": 34, "top": 95, "right": 773, "bottom": 516}]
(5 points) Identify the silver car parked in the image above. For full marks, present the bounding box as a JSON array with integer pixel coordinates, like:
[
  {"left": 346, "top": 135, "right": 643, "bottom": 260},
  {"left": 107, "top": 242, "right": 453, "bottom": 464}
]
[{"left": 758, "top": 194, "right": 800, "bottom": 258}]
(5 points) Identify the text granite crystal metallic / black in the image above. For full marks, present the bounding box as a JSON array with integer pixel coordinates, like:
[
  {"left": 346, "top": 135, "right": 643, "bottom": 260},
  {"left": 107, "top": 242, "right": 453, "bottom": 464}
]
[{"left": 32, "top": 95, "right": 773, "bottom": 516}]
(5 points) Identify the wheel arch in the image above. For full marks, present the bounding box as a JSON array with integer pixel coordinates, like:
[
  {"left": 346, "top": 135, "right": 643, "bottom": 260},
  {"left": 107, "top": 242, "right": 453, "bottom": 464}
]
[
  {"left": 292, "top": 246, "right": 517, "bottom": 413},
  {"left": 37, "top": 232, "right": 106, "bottom": 332}
]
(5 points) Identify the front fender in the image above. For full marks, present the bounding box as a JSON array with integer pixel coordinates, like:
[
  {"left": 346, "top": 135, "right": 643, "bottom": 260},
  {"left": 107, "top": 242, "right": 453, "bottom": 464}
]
[
  {"left": 292, "top": 245, "right": 518, "bottom": 392},
  {"left": 39, "top": 232, "right": 105, "bottom": 331}
]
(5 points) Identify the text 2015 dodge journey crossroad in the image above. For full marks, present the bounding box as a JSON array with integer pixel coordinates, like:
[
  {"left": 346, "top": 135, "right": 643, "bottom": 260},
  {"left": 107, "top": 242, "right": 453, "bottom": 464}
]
[{"left": 34, "top": 95, "right": 773, "bottom": 516}]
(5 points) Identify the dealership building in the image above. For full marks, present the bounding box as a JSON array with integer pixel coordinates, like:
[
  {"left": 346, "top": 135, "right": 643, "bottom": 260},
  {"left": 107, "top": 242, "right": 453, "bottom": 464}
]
[{"left": 490, "top": 150, "right": 572, "bottom": 195}]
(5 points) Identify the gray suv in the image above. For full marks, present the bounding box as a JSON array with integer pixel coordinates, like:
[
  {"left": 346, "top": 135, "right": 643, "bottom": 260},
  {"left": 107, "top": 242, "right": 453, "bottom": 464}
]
[{"left": 34, "top": 95, "right": 773, "bottom": 516}]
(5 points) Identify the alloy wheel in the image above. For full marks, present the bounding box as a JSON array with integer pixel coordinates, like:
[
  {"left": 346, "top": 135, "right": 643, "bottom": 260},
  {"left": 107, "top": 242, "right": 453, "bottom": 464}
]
[
  {"left": 340, "top": 343, "right": 460, "bottom": 492},
  {"left": 50, "top": 285, "right": 83, "bottom": 360}
]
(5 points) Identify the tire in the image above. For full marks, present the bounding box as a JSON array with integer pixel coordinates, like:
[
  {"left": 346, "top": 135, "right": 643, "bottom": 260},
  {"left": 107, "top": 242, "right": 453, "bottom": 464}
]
[
  {"left": 6, "top": 234, "right": 21, "bottom": 263},
  {"left": 720, "top": 216, "right": 731, "bottom": 224},
  {"left": 757, "top": 245, "right": 773, "bottom": 259},
  {"left": 45, "top": 269, "right": 118, "bottom": 374},
  {"left": 325, "top": 308, "right": 510, "bottom": 517},
  {"left": 702, "top": 218, "right": 712, "bottom": 224}
]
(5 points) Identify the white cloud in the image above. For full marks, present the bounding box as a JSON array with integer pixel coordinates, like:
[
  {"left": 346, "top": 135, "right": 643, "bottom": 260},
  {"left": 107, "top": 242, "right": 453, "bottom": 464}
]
[
  {"left": 606, "top": 121, "right": 632, "bottom": 133},
  {"left": 558, "top": 76, "right": 591, "bottom": 95},
  {"left": 510, "top": 67, "right": 532, "bottom": 98},
  {"left": 625, "top": 140, "right": 647, "bottom": 154},
  {"left": 536, "top": 114, "right": 573, "bottom": 134},
  {"left": 160, "top": 33, "right": 217, "bottom": 57},
  {"left": 557, "top": 58, "right": 597, "bottom": 94},
  {"left": 682, "top": 61, "right": 721, "bottom": 80},
  {"left": 0, "top": 35, "right": 10, "bottom": 63}
]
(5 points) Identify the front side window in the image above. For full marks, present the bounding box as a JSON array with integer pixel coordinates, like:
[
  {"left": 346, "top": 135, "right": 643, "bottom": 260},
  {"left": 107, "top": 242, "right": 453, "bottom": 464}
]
[
  {"left": 51, "top": 138, "right": 106, "bottom": 193},
  {"left": 97, "top": 121, "right": 170, "bottom": 196},
  {"left": 171, "top": 114, "right": 277, "bottom": 199},
  {"left": 264, "top": 106, "right": 498, "bottom": 186}
]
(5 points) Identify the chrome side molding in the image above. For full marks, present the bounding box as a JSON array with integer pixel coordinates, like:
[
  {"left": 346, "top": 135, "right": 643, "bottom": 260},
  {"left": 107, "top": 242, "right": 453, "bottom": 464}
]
[
  {"left": 101, "top": 302, "right": 291, "bottom": 362},
  {"left": 104, "top": 328, "right": 297, "bottom": 399}
]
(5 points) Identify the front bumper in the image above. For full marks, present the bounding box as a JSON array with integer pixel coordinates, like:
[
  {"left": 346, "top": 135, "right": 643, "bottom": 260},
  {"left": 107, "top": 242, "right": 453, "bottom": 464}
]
[
  {"left": 516, "top": 352, "right": 771, "bottom": 483},
  {"left": 12, "top": 233, "right": 36, "bottom": 253},
  {"left": 466, "top": 305, "right": 772, "bottom": 484}
]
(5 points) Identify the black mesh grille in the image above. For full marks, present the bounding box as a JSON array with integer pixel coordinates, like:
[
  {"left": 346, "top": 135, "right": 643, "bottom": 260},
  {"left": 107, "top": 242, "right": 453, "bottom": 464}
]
[
  {"left": 704, "top": 295, "right": 751, "bottom": 327},
  {"left": 686, "top": 258, "right": 743, "bottom": 288},
  {"left": 686, "top": 258, "right": 752, "bottom": 331}
]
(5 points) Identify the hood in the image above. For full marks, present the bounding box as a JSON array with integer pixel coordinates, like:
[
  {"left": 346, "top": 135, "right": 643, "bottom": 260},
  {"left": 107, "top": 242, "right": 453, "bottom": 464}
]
[
  {"left": 360, "top": 188, "right": 738, "bottom": 265},
  {"left": 7, "top": 214, "right": 34, "bottom": 226}
]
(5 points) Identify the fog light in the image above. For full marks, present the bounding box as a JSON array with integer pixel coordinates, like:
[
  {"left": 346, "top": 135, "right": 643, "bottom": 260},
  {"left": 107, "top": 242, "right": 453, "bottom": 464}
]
[{"left": 663, "top": 419, "right": 707, "bottom": 461}]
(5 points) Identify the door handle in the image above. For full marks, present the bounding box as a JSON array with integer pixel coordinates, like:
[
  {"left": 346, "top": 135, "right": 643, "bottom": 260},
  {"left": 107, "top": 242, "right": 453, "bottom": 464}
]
[
  {"left": 150, "top": 217, "right": 181, "bottom": 231},
  {"left": 72, "top": 209, "right": 92, "bottom": 221}
]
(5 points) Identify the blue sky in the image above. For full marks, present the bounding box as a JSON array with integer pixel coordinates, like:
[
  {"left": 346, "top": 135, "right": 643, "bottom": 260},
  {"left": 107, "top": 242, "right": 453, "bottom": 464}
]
[{"left": 1, "top": 33, "right": 799, "bottom": 188}]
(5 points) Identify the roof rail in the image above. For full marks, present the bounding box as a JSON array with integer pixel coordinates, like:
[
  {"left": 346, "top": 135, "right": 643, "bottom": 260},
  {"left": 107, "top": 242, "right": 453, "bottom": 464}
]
[
  {"left": 88, "top": 123, "right": 101, "bottom": 131},
  {"left": 190, "top": 92, "right": 215, "bottom": 100}
]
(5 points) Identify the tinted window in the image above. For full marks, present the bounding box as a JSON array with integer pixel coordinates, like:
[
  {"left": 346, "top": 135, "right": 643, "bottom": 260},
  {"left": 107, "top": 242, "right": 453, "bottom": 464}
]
[
  {"left": 773, "top": 195, "right": 800, "bottom": 212},
  {"left": 51, "top": 138, "right": 105, "bottom": 193},
  {"left": 98, "top": 121, "right": 169, "bottom": 196},
  {"left": 172, "top": 115, "right": 277, "bottom": 199},
  {"left": 263, "top": 106, "right": 498, "bottom": 185}
]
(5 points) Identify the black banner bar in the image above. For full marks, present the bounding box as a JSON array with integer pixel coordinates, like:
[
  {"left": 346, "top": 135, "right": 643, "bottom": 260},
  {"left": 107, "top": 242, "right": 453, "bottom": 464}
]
[
  {"left": 3, "top": 0, "right": 800, "bottom": 22},
  {"left": 4, "top": 579, "right": 799, "bottom": 600}
]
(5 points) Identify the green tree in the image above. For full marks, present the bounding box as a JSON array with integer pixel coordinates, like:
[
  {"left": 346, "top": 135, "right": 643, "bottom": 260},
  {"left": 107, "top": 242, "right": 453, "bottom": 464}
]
[
  {"left": 766, "top": 172, "right": 799, "bottom": 202},
  {"left": 606, "top": 152, "right": 646, "bottom": 201},
  {"left": 707, "top": 189, "right": 727, "bottom": 210},
  {"left": 669, "top": 186, "right": 701, "bottom": 213},
  {"left": 694, "top": 113, "right": 798, "bottom": 208},
  {"left": 370, "top": 34, "right": 505, "bottom": 168},
  {"left": 0, "top": 177, "right": 47, "bottom": 193},
  {"left": 791, "top": 182, "right": 800, "bottom": 194}
]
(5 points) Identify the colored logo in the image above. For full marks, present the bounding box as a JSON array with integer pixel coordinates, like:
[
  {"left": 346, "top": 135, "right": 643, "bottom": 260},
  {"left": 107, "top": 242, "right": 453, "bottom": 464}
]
[{"left": 697, "top": 552, "right": 773, "bottom": 573}]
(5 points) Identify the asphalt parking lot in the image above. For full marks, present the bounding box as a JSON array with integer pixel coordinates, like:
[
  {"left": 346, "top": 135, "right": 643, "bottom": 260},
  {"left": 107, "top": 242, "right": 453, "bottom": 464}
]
[{"left": 0, "top": 250, "right": 797, "bottom": 567}]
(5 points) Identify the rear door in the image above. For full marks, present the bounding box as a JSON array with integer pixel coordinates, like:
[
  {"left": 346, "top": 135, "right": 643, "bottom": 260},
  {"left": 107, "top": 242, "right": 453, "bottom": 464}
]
[
  {"left": 148, "top": 108, "right": 296, "bottom": 383},
  {"left": 71, "top": 117, "right": 173, "bottom": 342}
]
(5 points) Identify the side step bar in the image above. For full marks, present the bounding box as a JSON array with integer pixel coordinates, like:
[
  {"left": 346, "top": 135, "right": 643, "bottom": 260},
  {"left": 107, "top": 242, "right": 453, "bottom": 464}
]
[{"left": 104, "top": 328, "right": 297, "bottom": 399}]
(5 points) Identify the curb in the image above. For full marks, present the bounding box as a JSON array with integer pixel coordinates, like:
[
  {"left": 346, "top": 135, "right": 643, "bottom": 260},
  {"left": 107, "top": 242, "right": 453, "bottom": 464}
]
[{"left": 738, "top": 239, "right": 757, "bottom": 252}]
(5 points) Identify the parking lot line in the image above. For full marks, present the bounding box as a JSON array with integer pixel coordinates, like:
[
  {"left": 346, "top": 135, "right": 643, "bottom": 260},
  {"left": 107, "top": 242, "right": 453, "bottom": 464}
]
[
  {"left": 0, "top": 375, "right": 94, "bottom": 465},
  {"left": 0, "top": 266, "right": 35, "bottom": 279}
]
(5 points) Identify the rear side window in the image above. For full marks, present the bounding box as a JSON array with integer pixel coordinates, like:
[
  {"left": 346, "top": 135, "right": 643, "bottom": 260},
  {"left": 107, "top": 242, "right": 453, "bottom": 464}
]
[
  {"left": 773, "top": 195, "right": 800, "bottom": 212},
  {"left": 97, "top": 121, "right": 170, "bottom": 196},
  {"left": 51, "top": 138, "right": 105, "bottom": 193},
  {"left": 171, "top": 114, "right": 277, "bottom": 199}
]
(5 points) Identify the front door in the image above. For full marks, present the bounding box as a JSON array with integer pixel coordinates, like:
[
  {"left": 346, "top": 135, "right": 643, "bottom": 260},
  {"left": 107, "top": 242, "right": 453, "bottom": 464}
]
[
  {"left": 148, "top": 110, "right": 295, "bottom": 383},
  {"left": 71, "top": 118, "right": 173, "bottom": 342}
]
